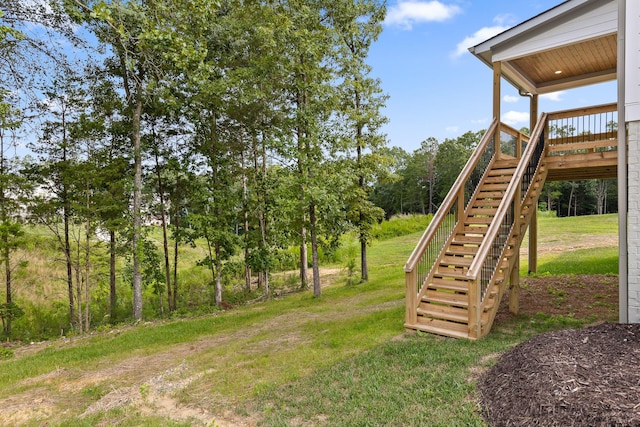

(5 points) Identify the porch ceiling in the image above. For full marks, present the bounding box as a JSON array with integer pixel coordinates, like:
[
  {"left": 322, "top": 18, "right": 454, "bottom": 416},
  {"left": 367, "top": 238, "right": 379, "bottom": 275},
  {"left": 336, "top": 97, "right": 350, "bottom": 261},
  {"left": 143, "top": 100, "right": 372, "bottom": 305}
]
[{"left": 505, "top": 34, "right": 617, "bottom": 94}]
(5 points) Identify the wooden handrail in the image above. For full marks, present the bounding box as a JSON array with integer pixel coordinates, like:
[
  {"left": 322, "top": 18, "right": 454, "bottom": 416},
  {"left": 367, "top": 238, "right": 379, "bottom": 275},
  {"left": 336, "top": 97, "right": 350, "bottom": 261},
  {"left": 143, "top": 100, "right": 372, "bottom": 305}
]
[
  {"left": 547, "top": 102, "right": 617, "bottom": 121},
  {"left": 404, "top": 118, "right": 498, "bottom": 273},
  {"left": 467, "top": 113, "right": 548, "bottom": 280}
]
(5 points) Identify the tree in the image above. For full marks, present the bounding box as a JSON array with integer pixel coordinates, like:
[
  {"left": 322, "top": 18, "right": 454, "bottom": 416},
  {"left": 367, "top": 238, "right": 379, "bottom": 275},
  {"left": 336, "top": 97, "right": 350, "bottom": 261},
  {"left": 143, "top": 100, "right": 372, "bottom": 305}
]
[
  {"left": 0, "top": 89, "right": 26, "bottom": 337},
  {"left": 65, "top": 0, "right": 220, "bottom": 319},
  {"left": 329, "top": 0, "right": 388, "bottom": 282},
  {"left": 434, "top": 131, "right": 481, "bottom": 200},
  {"left": 29, "top": 74, "right": 88, "bottom": 330}
]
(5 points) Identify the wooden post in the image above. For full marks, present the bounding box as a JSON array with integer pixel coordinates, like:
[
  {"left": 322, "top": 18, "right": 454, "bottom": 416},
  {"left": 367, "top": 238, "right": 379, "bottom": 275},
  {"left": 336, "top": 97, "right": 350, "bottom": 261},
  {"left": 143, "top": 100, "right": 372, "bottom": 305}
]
[
  {"left": 528, "top": 94, "right": 539, "bottom": 274},
  {"left": 405, "top": 269, "right": 417, "bottom": 331},
  {"left": 468, "top": 278, "right": 480, "bottom": 339},
  {"left": 457, "top": 186, "right": 466, "bottom": 232},
  {"left": 493, "top": 61, "right": 502, "bottom": 157},
  {"left": 509, "top": 258, "right": 520, "bottom": 315}
]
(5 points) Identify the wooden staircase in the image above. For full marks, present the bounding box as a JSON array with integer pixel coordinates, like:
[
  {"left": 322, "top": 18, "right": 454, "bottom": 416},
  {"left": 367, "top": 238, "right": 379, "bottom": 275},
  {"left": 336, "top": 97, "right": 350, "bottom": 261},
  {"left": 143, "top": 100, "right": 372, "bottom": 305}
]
[
  {"left": 406, "top": 105, "right": 619, "bottom": 339},
  {"left": 405, "top": 118, "right": 549, "bottom": 339},
  {"left": 415, "top": 159, "right": 521, "bottom": 338}
]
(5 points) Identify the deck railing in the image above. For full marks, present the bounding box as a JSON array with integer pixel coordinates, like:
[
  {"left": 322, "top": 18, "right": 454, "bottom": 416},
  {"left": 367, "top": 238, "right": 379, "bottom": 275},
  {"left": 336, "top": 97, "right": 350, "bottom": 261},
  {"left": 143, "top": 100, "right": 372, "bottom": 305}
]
[
  {"left": 404, "top": 119, "right": 498, "bottom": 328},
  {"left": 547, "top": 103, "right": 617, "bottom": 156}
]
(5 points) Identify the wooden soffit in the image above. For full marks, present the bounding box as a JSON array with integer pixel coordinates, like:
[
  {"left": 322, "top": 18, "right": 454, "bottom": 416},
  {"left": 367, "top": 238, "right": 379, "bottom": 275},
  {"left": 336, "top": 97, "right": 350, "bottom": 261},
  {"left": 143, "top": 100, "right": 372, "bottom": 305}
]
[{"left": 469, "top": 0, "right": 618, "bottom": 95}]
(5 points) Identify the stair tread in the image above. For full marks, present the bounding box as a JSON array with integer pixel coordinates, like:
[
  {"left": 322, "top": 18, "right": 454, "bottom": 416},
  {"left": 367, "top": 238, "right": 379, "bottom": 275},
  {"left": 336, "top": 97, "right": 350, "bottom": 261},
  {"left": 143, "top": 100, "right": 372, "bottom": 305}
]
[
  {"left": 493, "top": 159, "right": 519, "bottom": 168},
  {"left": 472, "top": 199, "right": 502, "bottom": 208},
  {"left": 440, "top": 255, "right": 473, "bottom": 267},
  {"left": 488, "top": 167, "right": 516, "bottom": 176},
  {"left": 418, "top": 305, "right": 468, "bottom": 323},
  {"left": 409, "top": 321, "right": 470, "bottom": 339},
  {"left": 476, "top": 191, "right": 506, "bottom": 199},
  {"left": 423, "top": 290, "right": 468, "bottom": 306},
  {"left": 430, "top": 277, "right": 469, "bottom": 291},
  {"left": 469, "top": 207, "right": 498, "bottom": 215},
  {"left": 482, "top": 183, "right": 509, "bottom": 191},
  {"left": 465, "top": 217, "right": 493, "bottom": 224},
  {"left": 447, "top": 246, "right": 478, "bottom": 256},
  {"left": 453, "top": 235, "right": 483, "bottom": 244}
]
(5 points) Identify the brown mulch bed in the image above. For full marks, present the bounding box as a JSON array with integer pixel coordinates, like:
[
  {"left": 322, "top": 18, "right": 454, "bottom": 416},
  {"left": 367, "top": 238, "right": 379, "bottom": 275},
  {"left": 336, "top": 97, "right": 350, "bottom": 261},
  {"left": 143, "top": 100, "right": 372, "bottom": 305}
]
[
  {"left": 478, "top": 323, "right": 640, "bottom": 426},
  {"left": 494, "top": 274, "right": 619, "bottom": 324},
  {"left": 480, "top": 274, "right": 640, "bottom": 426}
]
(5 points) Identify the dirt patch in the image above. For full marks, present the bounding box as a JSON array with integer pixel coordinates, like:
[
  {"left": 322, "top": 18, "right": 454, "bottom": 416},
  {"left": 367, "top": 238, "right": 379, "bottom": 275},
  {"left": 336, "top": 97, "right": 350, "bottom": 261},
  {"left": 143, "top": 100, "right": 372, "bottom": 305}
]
[
  {"left": 478, "top": 323, "right": 640, "bottom": 426},
  {"left": 495, "top": 274, "right": 619, "bottom": 324}
]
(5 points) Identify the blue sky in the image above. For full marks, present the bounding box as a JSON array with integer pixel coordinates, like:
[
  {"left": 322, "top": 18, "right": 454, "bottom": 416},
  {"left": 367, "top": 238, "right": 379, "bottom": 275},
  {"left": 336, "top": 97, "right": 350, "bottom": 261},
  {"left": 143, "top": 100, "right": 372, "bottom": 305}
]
[{"left": 370, "top": 0, "right": 617, "bottom": 152}]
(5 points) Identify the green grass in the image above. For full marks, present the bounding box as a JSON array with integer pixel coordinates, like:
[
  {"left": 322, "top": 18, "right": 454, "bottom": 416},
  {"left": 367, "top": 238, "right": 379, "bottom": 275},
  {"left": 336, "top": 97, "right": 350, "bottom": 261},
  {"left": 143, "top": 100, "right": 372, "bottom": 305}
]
[
  {"left": 0, "top": 213, "right": 621, "bottom": 426},
  {"left": 520, "top": 213, "right": 618, "bottom": 276}
]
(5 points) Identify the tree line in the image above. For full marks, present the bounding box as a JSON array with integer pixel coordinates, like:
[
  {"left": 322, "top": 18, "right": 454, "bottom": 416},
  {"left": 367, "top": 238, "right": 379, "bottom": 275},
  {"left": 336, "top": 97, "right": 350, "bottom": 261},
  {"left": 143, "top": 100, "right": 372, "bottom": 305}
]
[{"left": 372, "top": 129, "right": 618, "bottom": 218}]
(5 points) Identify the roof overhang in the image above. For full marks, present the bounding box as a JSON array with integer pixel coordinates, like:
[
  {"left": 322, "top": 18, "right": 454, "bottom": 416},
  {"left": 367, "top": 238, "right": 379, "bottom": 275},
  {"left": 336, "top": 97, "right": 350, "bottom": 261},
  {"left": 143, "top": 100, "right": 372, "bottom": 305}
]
[{"left": 469, "top": 0, "right": 618, "bottom": 95}]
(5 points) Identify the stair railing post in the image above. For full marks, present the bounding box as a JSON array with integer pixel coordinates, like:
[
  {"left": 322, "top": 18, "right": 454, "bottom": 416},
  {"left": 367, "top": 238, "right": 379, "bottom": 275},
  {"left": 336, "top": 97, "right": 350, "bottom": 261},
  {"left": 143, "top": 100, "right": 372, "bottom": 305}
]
[
  {"left": 405, "top": 268, "right": 418, "bottom": 331},
  {"left": 468, "top": 276, "right": 481, "bottom": 339},
  {"left": 457, "top": 189, "right": 465, "bottom": 232}
]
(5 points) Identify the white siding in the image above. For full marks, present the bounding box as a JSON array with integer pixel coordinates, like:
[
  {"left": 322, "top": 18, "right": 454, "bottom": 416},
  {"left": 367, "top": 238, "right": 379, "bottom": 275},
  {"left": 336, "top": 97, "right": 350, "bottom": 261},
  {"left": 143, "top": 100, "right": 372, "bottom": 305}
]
[
  {"left": 626, "top": 0, "right": 640, "bottom": 122},
  {"left": 494, "top": 0, "right": 618, "bottom": 61},
  {"left": 628, "top": 121, "right": 640, "bottom": 322}
]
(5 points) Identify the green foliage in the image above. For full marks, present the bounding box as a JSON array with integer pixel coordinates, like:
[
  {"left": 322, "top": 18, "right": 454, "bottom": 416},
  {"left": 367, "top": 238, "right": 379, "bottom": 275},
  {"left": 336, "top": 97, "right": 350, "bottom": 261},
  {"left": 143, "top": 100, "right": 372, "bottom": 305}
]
[
  {"left": 11, "top": 301, "right": 70, "bottom": 341},
  {"left": 370, "top": 214, "right": 432, "bottom": 240},
  {"left": 0, "top": 346, "right": 13, "bottom": 359}
]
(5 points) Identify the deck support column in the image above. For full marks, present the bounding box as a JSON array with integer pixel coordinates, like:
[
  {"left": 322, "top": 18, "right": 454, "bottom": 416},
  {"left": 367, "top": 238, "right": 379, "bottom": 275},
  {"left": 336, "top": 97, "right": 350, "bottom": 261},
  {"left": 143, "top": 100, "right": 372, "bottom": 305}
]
[
  {"left": 405, "top": 269, "right": 417, "bottom": 331},
  {"left": 493, "top": 61, "right": 502, "bottom": 157},
  {"left": 528, "top": 94, "right": 539, "bottom": 274},
  {"left": 509, "top": 258, "right": 520, "bottom": 315},
  {"left": 468, "top": 278, "right": 480, "bottom": 339}
]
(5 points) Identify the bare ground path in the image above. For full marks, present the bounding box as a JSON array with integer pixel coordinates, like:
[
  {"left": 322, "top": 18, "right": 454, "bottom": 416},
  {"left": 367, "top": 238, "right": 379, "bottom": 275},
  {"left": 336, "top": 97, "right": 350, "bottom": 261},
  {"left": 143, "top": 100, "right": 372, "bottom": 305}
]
[{"left": 0, "top": 267, "right": 402, "bottom": 426}]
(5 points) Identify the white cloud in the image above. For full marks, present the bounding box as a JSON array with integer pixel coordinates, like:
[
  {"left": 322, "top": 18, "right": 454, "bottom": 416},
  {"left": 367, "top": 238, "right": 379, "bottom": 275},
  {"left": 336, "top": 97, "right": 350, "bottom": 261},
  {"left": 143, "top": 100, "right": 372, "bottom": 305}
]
[
  {"left": 384, "top": 1, "right": 462, "bottom": 30},
  {"left": 540, "top": 91, "right": 565, "bottom": 102},
  {"left": 504, "top": 95, "right": 519, "bottom": 103},
  {"left": 445, "top": 125, "right": 460, "bottom": 133},
  {"left": 493, "top": 13, "right": 517, "bottom": 26},
  {"left": 452, "top": 25, "right": 509, "bottom": 58},
  {"left": 502, "top": 111, "right": 529, "bottom": 126},
  {"left": 471, "top": 118, "right": 490, "bottom": 125}
]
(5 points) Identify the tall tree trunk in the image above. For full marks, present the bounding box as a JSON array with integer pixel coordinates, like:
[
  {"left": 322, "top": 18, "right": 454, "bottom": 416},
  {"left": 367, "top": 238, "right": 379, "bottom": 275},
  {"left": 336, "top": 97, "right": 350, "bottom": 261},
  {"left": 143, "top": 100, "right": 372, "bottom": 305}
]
[
  {"left": 2, "top": 238, "right": 11, "bottom": 337},
  {"left": 215, "top": 242, "right": 223, "bottom": 305},
  {"left": 75, "top": 236, "right": 83, "bottom": 332},
  {"left": 172, "top": 208, "right": 179, "bottom": 310},
  {"left": 241, "top": 149, "right": 251, "bottom": 291},
  {"left": 62, "top": 139, "right": 75, "bottom": 330},
  {"left": 310, "top": 203, "right": 321, "bottom": 297},
  {"left": 84, "top": 212, "right": 91, "bottom": 333},
  {"left": 0, "top": 134, "right": 12, "bottom": 337},
  {"left": 154, "top": 145, "right": 173, "bottom": 311},
  {"left": 567, "top": 182, "right": 575, "bottom": 217},
  {"left": 109, "top": 230, "right": 117, "bottom": 322},
  {"left": 131, "top": 87, "right": 144, "bottom": 321},
  {"left": 357, "top": 142, "right": 368, "bottom": 282},
  {"left": 171, "top": 211, "right": 180, "bottom": 310},
  {"left": 255, "top": 133, "right": 269, "bottom": 296}
]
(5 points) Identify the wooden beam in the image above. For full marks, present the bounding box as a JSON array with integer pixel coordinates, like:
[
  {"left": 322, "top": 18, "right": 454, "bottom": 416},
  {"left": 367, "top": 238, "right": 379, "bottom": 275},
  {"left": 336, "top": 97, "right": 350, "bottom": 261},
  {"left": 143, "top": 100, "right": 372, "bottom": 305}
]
[
  {"left": 528, "top": 94, "right": 538, "bottom": 274},
  {"left": 493, "top": 61, "right": 502, "bottom": 156},
  {"left": 509, "top": 258, "right": 520, "bottom": 315}
]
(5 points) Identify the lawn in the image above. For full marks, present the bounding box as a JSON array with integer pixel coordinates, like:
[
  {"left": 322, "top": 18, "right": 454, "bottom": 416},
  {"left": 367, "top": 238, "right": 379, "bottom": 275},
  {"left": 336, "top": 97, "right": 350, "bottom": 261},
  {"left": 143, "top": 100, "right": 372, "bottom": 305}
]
[{"left": 0, "top": 213, "right": 620, "bottom": 426}]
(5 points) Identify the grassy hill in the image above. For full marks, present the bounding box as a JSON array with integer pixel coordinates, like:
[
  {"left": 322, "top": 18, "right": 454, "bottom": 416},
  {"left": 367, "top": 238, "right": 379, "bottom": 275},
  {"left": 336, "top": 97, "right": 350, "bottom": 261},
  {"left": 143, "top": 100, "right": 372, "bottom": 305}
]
[{"left": 0, "top": 213, "right": 619, "bottom": 426}]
